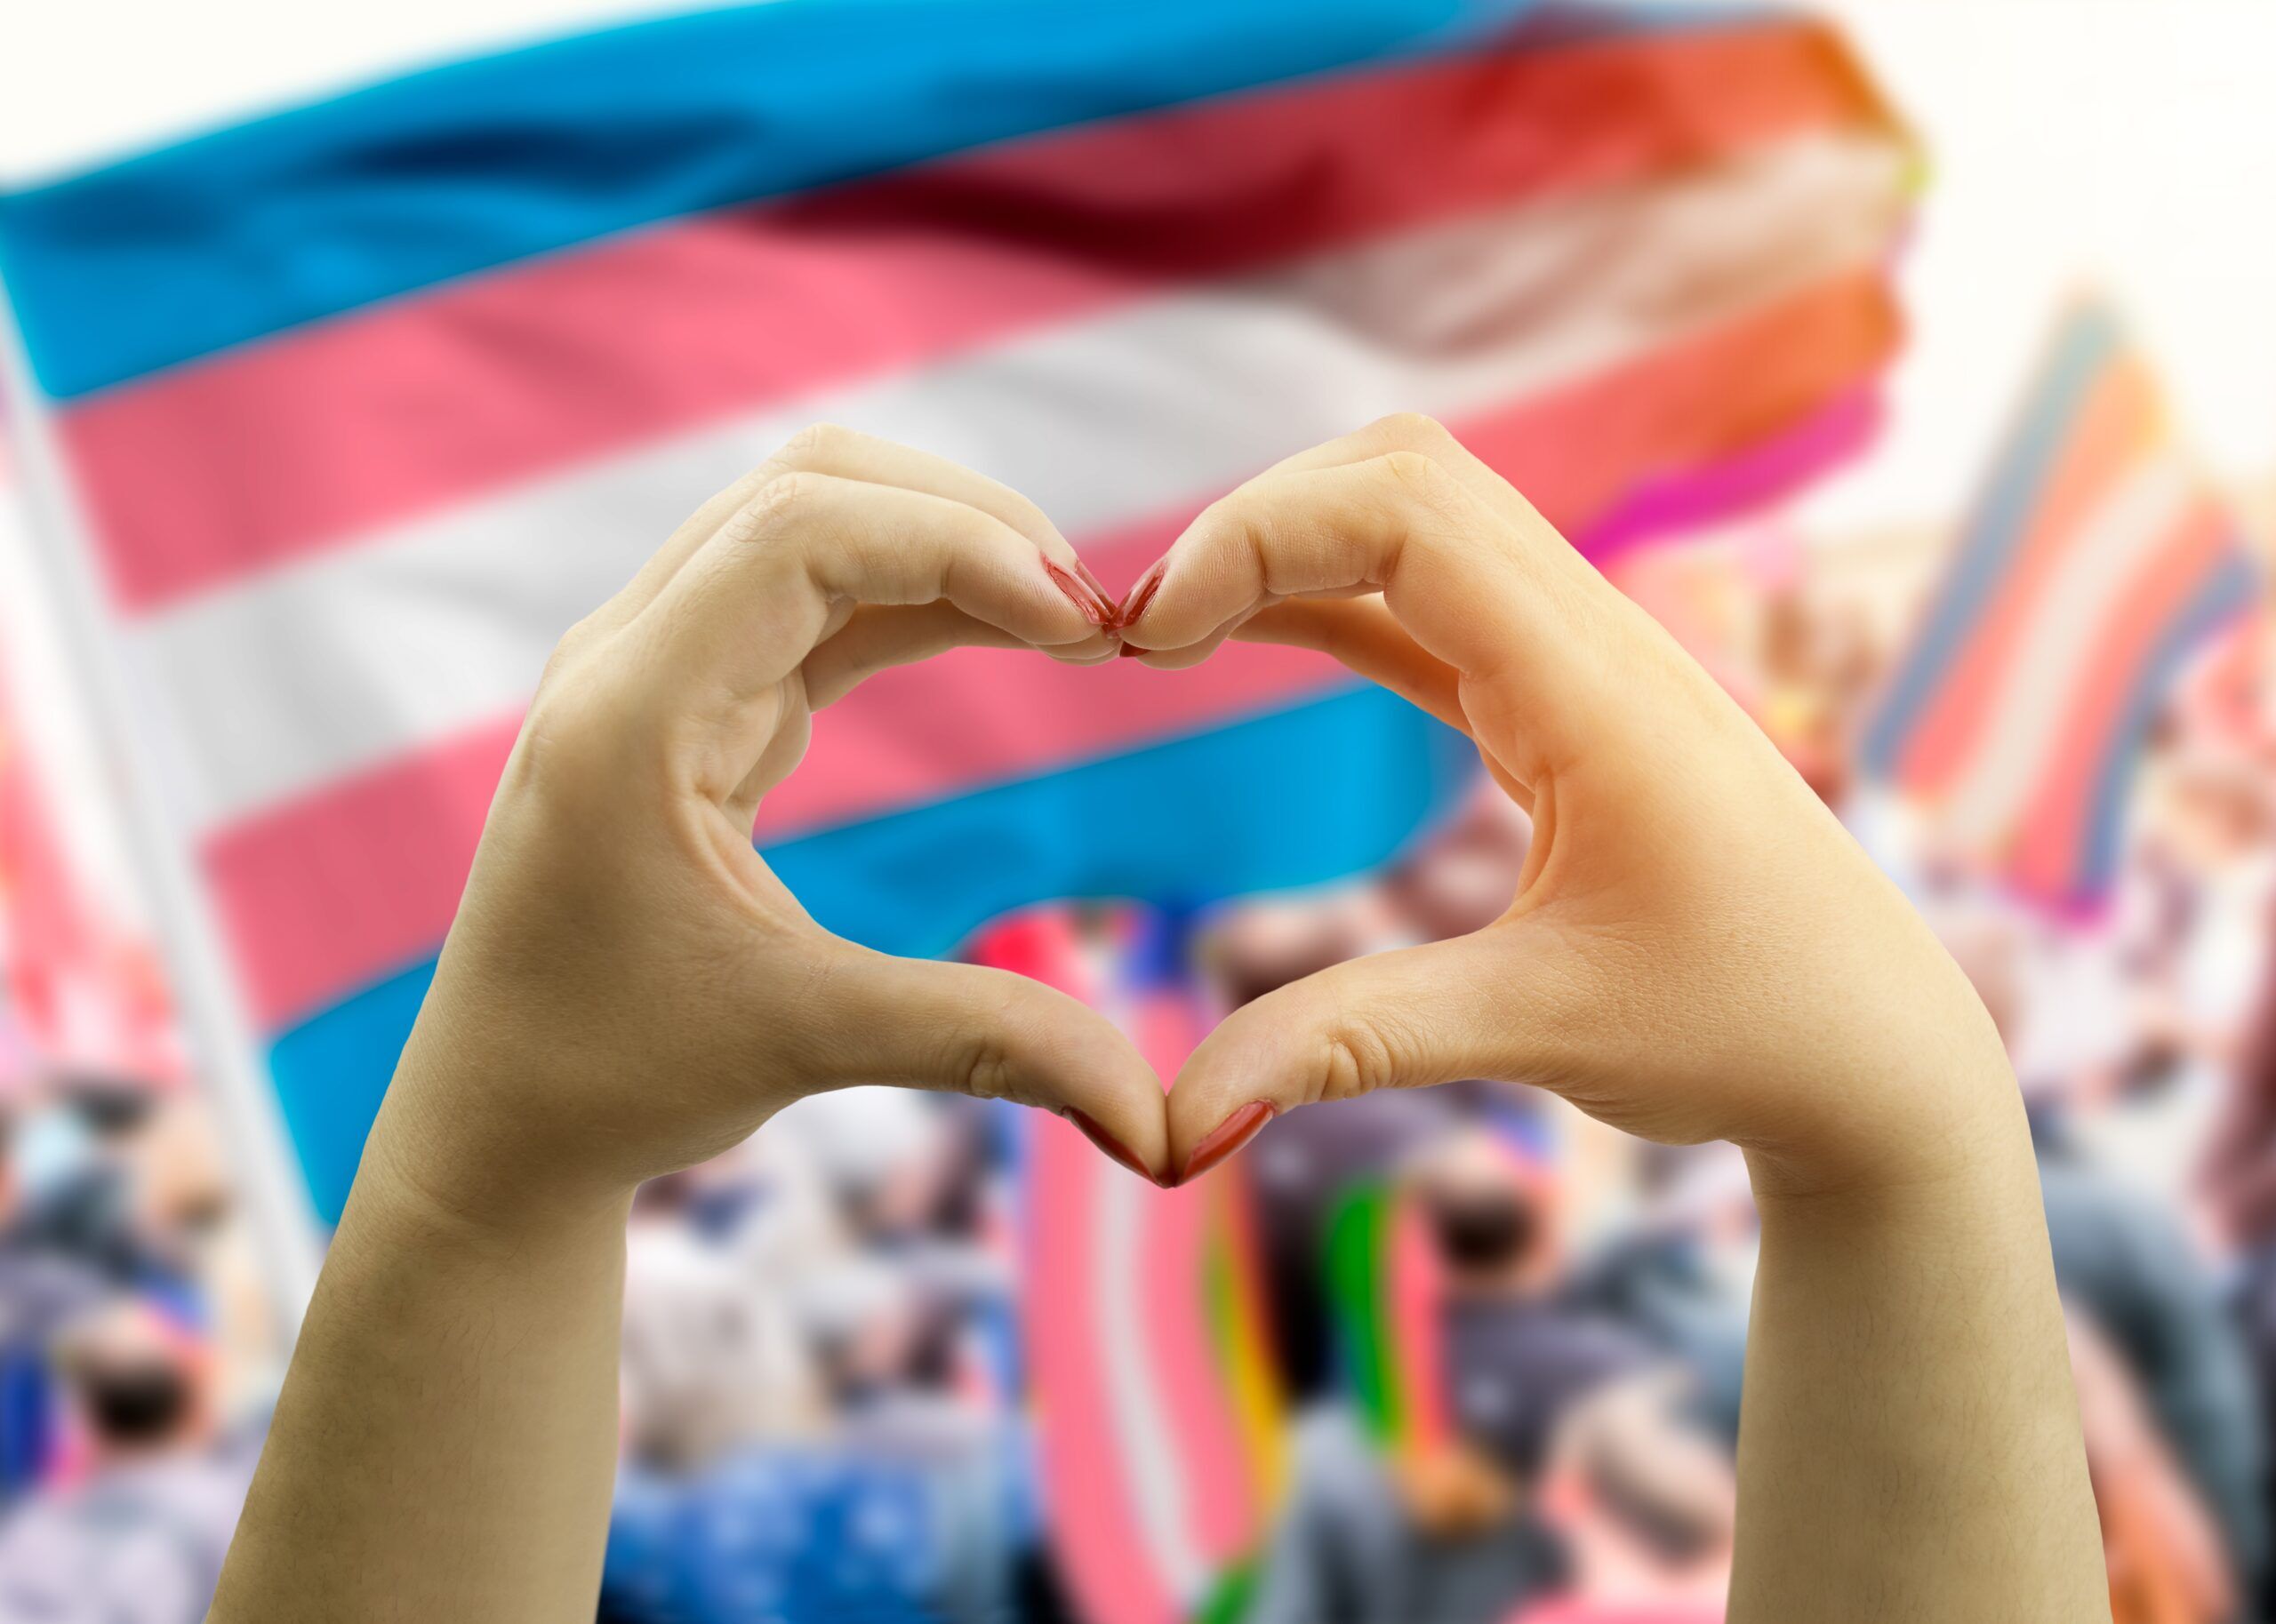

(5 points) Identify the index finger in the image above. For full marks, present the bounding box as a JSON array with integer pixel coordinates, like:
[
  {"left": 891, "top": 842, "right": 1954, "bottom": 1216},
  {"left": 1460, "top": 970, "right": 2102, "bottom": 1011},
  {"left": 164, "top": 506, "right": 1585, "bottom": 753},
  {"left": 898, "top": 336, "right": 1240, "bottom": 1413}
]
[
  {"left": 633, "top": 470, "right": 1113, "bottom": 715},
  {"left": 1131, "top": 452, "right": 1619, "bottom": 764}
]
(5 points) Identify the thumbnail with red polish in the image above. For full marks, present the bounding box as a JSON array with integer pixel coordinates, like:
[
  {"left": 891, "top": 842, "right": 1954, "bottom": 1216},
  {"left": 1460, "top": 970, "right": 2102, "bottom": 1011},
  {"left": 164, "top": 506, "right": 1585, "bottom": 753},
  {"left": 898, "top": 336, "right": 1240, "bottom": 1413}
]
[
  {"left": 1070, "top": 1108, "right": 1158, "bottom": 1184},
  {"left": 1071, "top": 557, "right": 1114, "bottom": 604},
  {"left": 1044, "top": 558, "right": 1110, "bottom": 626},
  {"left": 1116, "top": 561, "right": 1166, "bottom": 630},
  {"left": 1180, "top": 1100, "right": 1275, "bottom": 1184}
]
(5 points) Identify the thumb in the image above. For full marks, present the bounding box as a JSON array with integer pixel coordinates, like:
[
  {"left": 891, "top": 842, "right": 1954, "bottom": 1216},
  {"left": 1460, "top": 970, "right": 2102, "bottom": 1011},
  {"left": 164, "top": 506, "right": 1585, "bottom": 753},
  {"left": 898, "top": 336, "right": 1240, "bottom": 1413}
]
[
  {"left": 817, "top": 951, "right": 1171, "bottom": 1183},
  {"left": 1166, "top": 928, "right": 1586, "bottom": 1183}
]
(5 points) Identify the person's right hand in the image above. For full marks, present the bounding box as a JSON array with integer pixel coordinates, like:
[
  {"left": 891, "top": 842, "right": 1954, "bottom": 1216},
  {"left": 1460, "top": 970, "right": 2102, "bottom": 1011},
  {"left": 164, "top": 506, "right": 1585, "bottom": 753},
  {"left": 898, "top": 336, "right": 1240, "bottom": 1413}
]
[{"left": 1118, "top": 413, "right": 2019, "bottom": 1194}]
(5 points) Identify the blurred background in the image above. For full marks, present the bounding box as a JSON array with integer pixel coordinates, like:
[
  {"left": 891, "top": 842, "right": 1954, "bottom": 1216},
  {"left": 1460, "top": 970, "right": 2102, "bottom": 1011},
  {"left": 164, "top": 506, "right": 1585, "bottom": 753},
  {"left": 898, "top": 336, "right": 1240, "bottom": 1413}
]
[{"left": 2, "top": 2, "right": 2273, "bottom": 1620}]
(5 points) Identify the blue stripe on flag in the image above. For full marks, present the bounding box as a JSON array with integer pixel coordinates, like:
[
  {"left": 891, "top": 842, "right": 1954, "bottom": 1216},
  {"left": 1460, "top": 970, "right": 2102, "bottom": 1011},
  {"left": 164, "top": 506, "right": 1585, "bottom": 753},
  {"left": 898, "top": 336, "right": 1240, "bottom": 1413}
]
[
  {"left": 268, "top": 683, "right": 1478, "bottom": 1220},
  {"left": 0, "top": 0, "right": 1543, "bottom": 400},
  {"left": 1859, "top": 307, "right": 2120, "bottom": 776},
  {"left": 2070, "top": 548, "right": 2258, "bottom": 906}
]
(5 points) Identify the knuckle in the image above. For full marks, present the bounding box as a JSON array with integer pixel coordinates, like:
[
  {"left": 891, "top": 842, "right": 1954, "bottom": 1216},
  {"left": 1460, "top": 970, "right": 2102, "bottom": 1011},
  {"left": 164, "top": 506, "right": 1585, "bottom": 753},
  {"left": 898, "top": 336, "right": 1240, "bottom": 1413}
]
[
  {"left": 511, "top": 684, "right": 622, "bottom": 806},
  {"left": 1005, "top": 492, "right": 1060, "bottom": 545},
  {"left": 776, "top": 421, "right": 853, "bottom": 464},
  {"left": 1212, "top": 488, "right": 1275, "bottom": 555},
  {"left": 726, "top": 473, "right": 818, "bottom": 544},
  {"left": 1377, "top": 448, "right": 1455, "bottom": 505},
  {"left": 1370, "top": 411, "right": 1456, "bottom": 452},
  {"left": 1312, "top": 1019, "right": 1398, "bottom": 1105},
  {"left": 949, "top": 1030, "right": 1022, "bottom": 1105},
  {"left": 538, "top": 612, "right": 600, "bottom": 683}
]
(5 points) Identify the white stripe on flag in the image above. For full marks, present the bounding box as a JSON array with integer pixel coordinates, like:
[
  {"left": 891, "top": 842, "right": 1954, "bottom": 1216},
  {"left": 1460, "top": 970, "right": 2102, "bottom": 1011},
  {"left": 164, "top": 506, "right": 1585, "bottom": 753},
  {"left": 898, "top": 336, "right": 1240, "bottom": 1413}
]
[
  {"left": 122, "top": 132, "right": 1903, "bottom": 836},
  {"left": 1939, "top": 453, "right": 2199, "bottom": 854},
  {"left": 1094, "top": 1150, "right": 1209, "bottom": 1606}
]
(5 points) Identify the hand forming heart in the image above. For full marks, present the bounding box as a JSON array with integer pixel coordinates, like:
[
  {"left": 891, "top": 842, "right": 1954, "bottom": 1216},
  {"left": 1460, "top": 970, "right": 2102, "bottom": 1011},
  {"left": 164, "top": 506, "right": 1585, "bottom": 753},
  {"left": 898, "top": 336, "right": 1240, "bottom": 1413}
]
[
  {"left": 371, "top": 416, "right": 2011, "bottom": 1229},
  {"left": 236, "top": 418, "right": 2106, "bottom": 1624}
]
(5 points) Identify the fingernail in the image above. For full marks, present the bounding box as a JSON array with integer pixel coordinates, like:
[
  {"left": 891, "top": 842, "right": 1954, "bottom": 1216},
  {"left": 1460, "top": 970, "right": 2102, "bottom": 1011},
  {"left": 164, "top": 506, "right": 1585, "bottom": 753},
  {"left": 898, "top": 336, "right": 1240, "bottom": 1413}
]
[
  {"left": 1116, "top": 560, "right": 1167, "bottom": 630},
  {"left": 1069, "top": 1108, "right": 1159, "bottom": 1184},
  {"left": 1071, "top": 557, "right": 1114, "bottom": 605},
  {"left": 1178, "top": 1101, "right": 1276, "bottom": 1185},
  {"left": 1043, "top": 558, "right": 1111, "bottom": 627}
]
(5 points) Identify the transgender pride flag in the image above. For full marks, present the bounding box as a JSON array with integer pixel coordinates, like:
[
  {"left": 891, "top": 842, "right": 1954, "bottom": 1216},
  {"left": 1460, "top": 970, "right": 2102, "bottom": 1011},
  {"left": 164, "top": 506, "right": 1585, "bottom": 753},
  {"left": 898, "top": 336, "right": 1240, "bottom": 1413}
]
[
  {"left": 0, "top": 0, "right": 1914, "bottom": 1244},
  {"left": 1861, "top": 302, "right": 2261, "bottom": 915}
]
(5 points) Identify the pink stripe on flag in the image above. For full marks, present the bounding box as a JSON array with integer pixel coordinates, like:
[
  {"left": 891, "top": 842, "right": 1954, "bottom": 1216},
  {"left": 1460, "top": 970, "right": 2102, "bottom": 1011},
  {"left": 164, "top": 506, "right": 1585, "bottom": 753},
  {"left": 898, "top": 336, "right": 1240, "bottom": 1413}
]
[
  {"left": 65, "top": 20, "right": 1885, "bottom": 612},
  {"left": 1026, "top": 1126, "right": 1179, "bottom": 1624},
  {"left": 2007, "top": 502, "right": 2239, "bottom": 903},
  {"left": 199, "top": 268, "right": 1897, "bottom": 1033},
  {"left": 1129, "top": 987, "right": 1260, "bottom": 1572},
  {"left": 1388, "top": 1198, "right": 1451, "bottom": 1458},
  {"left": 987, "top": 916, "right": 1180, "bottom": 1624},
  {"left": 204, "top": 636, "right": 1345, "bottom": 1030}
]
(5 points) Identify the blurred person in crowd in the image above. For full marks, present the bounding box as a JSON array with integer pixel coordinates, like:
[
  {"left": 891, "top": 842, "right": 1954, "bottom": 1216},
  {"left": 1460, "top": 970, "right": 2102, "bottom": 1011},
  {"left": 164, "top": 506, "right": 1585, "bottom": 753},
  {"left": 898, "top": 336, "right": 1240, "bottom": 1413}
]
[
  {"left": 0, "top": 1102, "right": 108, "bottom": 1497},
  {"left": 1511, "top": 1370, "right": 1737, "bottom": 1624},
  {"left": 4, "top": 1073, "right": 151, "bottom": 1288},
  {"left": 1946, "top": 901, "right": 2269, "bottom": 1601},
  {"left": 619, "top": 1175, "right": 824, "bottom": 1472},
  {"left": 1752, "top": 582, "right": 1882, "bottom": 808},
  {"left": 1249, "top": 1131, "right": 1729, "bottom": 1624},
  {"left": 767, "top": 1088, "right": 1016, "bottom": 1389},
  {"left": 609, "top": 1105, "right": 1021, "bottom": 1624},
  {"left": 2081, "top": 743, "right": 2276, "bottom": 1202},
  {"left": 1561, "top": 1144, "right": 1754, "bottom": 1448},
  {"left": 2069, "top": 1314, "right": 2236, "bottom": 1624},
  {"left": 2199, "top": 896, "right": 2276, "bottom": 1621},
  {"left": 2039, "top": 1135, "right": 2267, "bottom": 1609},
  {"left": 0, "top": 1299, "right": 255, "bottom": 1623}
]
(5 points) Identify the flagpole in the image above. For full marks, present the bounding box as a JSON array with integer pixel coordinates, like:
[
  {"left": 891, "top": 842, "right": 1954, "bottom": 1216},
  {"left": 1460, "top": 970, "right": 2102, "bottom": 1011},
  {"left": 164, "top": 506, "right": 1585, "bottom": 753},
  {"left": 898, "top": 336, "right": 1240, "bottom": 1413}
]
[{"left": 0, "top": 299, "right": 323, "bottom": 1331}]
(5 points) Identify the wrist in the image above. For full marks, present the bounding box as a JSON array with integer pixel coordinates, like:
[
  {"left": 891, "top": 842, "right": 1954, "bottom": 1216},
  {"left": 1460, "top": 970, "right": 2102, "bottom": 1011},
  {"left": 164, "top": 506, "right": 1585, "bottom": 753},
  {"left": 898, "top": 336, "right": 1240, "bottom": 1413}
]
[
  {"left": 337, "top": 1127, "right": 634, "bottom": 1292},
  {"left": 354, "top": 1041, "right": 641, "bottom": 1249},
  {"left": 1743, "top": 1023, "right": 2034, "bottom": 1210}
]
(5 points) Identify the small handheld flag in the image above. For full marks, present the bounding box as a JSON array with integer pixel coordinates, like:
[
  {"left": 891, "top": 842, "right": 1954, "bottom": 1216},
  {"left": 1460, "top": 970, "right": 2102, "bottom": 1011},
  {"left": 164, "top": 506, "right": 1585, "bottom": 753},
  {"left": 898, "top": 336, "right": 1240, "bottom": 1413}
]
[{"left": 1861, "top": 301, "right": 2260, "bottom": 915}]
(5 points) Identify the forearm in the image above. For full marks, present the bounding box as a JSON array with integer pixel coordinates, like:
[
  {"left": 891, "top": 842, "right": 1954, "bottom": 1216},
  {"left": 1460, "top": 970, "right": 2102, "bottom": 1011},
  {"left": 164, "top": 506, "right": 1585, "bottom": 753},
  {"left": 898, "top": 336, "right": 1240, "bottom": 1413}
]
[
  {"left": 1728, "top": 1073, "right": 2107, "bottom": 1622},
  {"left": 211, "top": 1108, "right": 631, "bottom": 1623}
]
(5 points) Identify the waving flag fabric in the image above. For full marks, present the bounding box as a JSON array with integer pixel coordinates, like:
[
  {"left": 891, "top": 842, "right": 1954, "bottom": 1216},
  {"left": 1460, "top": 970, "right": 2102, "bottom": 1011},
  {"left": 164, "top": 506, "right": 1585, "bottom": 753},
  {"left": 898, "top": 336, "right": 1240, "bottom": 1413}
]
[
  {"left": 0, "top": 0, "right": 1915, "bottom": 1223},
  {"left": 982, "top": 908, "right": 1284, "bottom": 1624},
  {"left": 1325, "top": 1183, "right": 1453, "bottom": 1464},
  {"left": 1861, "top": 303, "right": 2260, "bottom": 915}
]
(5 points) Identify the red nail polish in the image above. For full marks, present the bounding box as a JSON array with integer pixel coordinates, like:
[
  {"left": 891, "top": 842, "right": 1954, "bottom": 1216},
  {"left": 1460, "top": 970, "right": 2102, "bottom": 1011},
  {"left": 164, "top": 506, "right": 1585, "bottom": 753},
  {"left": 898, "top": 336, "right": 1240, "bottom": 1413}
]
[
  {"left": 1116, "top": 560, "right": 1167, "bottom": 630},
  {"left": 1072, "top": 557, "right": 1113, "bottom": 604},
  {"left": 1043, "top": 559, "right": 1110, "bottom": 627},
  {"left": 1069, "top": 1108, "right": 1158, "bottom": 1184},
  {"left": 1179, "top": 1101, "right": 1276, "bottom": 1185}
]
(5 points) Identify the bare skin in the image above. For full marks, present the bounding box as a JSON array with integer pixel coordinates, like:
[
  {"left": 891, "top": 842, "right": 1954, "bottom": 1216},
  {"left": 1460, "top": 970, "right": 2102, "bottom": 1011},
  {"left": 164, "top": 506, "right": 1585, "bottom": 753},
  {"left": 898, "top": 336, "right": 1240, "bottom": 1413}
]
[{"left": 212, "top": 419, "right": 2106, "bottom": 1623}]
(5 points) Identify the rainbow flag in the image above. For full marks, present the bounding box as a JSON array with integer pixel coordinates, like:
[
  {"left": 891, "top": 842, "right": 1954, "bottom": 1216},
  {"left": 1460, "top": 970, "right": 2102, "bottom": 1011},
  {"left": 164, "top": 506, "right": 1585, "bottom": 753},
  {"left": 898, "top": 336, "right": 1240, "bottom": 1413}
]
[
  {"left": 1861, "top": 303, "right": 2260, "bottom": 914},
  {"left": 1325, "top": 1182, "right": 1453, "bottom": 1464},
  {"left": 0, "top": 0, "right": 1914, "bottom": 1227}
]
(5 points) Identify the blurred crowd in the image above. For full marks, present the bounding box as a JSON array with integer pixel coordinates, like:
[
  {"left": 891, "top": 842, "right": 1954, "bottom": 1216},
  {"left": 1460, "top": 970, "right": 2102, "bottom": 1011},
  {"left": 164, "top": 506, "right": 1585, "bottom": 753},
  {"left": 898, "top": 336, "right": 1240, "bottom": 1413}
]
[
  {"left": 8, "top": 524, "right": 2276, "bottom": 1624},
  {"left": 0, "top": 1066, "right": 274, "bottom": 1618}
]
